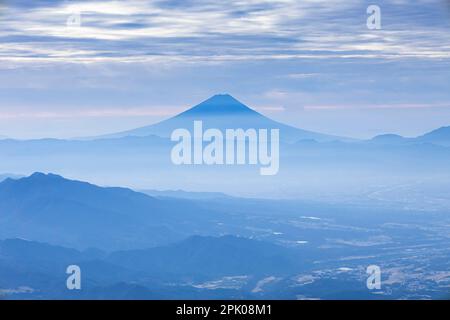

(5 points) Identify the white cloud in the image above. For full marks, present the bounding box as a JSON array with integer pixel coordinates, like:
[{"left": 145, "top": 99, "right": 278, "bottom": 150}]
[
  {"left": 0, "top": 106, "right": 184, "bottom": 119},
  {"left": 303, "top": 103, "right": 450, "bottom": 110},
  {"left": 1, "top": 0, "right": 449, "bottom": 64}
]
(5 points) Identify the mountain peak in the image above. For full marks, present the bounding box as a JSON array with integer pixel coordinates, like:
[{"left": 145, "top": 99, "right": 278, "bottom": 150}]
[
  {"left": 178, "top": 94, "right": 257, "bottom": 117},
  {"left": 210, "top": 93, "right": 233, "bottom": 98},
  {"left": 0, "top": 172, "right": 77, "bottom": 190},
  {"left": 29, "top": 172, "right": 60, "bottom": 179},
  {"left": 95, "top": 94, "right": 346, "bottom": 142},
  {"left": 25, "top": 172, "right": 66, "bottom": 183},
  {"left": 208, "top": 93, "right": 240, "bottom": 103}
]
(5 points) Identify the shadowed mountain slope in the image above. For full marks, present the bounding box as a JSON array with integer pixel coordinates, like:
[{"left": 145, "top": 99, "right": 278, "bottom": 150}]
[
  {"left": 98, "top": 94, "right": 346, "bottom": 143},
  {"left": 0, "top": 173, "right": 224, "bottom": 250}
]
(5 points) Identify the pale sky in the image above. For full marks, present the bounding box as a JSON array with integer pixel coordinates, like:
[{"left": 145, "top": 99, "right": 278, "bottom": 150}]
[{"left": 1, "top": 0, "right": 450, "bottom": 139}]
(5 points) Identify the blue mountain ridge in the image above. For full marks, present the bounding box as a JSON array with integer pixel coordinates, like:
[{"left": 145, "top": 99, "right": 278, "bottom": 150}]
[
  {"left": 95, "top": 94, "right": 347, "bottom": 143},
  {"left": 0, "top": 235, "right": 305, "bottom": 299},
  {"left": 370, "top": 126, "right": 450, "bottom": 147},
  {"left": 0, "top": 173, "right": 227, "bottom": 250}
]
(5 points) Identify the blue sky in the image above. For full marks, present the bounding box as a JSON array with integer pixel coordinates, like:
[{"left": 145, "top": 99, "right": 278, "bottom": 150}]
[{"left": 0, "top": 0, "right": 450, "bottom": 139}]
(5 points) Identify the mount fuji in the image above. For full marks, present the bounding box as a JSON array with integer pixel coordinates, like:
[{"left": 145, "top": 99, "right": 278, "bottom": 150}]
[{"left": 96, "top": 94, "right": 346, "bottom": 143}]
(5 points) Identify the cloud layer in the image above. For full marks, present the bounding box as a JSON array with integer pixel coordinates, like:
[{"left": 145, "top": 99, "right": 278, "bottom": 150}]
[
  {"left": 1, "top": 0, "right": 450, "bottom": 63},
  {"left": 0, "top": 0, "right": 450, "bottom": 139}
]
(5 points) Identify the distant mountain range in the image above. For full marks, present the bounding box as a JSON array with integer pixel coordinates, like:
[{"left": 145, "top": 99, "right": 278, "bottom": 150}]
[
  {"left": 1, "top": 94, "right": 449, "bottom": 146},
  {"left": 84, "top": 94, "right": 450, "bottom": 146},
  {"left": 0, "top": 94, "right": 449, "bottom": 198},
  {"left": 0, "top": 235, "right": 304, "bottom": 299},
  {"left": 1, "top": 171, "right": 449, "bottom": 299},
  {"left": 96, "top": 94, "right": 347, "bottom": 143},
  {"left": 0, "top": 129, "right": 449, "bottom": 198},
  {"left": 141, "top": 189, "right": 232, "bottom": 200},
  {"left": 370, "top": 126, "right": 450, "bottom": 147}
]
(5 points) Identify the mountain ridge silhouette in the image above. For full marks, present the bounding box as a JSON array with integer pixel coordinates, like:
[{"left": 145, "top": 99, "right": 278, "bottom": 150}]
[{"left": 95, "top": 94, "right": 347, "bottom": 142}]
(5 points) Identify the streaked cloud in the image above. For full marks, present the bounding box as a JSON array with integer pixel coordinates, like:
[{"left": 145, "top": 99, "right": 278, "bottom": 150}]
[
  {"left": 303, "top": 103, "right": 450, "bottom": 110},
  {"left": 1, "top": 0, "right": 450, "bottom": 64},
  {"left": 0, "top": 106, "right": 184, "bottom": 119}
]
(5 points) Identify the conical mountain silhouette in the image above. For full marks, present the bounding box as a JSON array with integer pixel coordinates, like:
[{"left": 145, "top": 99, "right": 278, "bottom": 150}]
[
  {"left": 177, "top": 94, "right": 257, "bottom": 116},
  {"left": 101, "top": 94, "right": 343, "bottom": 142}
]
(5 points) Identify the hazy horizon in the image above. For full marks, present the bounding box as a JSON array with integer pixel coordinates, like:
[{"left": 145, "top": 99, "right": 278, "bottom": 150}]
[{"left": 0, "top": 92, "right": 448, "bottom": 141}]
